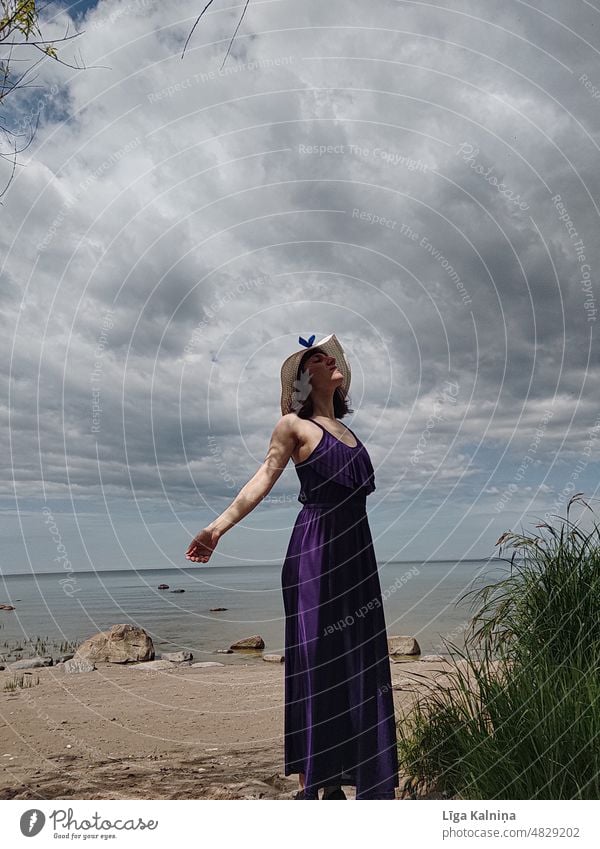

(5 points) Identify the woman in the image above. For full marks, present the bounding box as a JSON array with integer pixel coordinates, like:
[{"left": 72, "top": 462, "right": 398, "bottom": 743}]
[{"left": 185, "top": 333, "right": 399, "bottom": 800}]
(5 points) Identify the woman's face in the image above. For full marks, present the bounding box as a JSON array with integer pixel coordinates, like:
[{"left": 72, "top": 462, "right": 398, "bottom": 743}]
[{"left": 301, "top": 349, "right": 344, "bottom": 391}]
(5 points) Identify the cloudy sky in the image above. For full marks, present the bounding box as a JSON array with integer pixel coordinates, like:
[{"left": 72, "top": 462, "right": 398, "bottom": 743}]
[{"left": 1, "top": 0, "right": 599, "bottom": 574}]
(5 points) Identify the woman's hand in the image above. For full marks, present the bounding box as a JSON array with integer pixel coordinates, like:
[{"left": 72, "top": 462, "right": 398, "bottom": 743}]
[{"left": 185, "top": 527, "right": 221, "bottom": 564}]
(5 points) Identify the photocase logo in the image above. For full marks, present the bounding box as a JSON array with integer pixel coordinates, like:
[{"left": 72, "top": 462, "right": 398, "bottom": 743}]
[
  {"left": 20, "top": 809, "right": 46, "bottom": 836},
  {"left": 18, "top": 806, "right": 158, "bottom": 837}
]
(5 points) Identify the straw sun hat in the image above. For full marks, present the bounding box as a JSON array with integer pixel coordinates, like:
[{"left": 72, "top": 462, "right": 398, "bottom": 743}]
[{"left": 279, "top": 333, "right": 351, "bottom": 416}]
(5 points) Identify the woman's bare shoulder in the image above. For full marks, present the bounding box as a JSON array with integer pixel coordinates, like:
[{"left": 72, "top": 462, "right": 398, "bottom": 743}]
[
  {"left": 271, "top": 413, "right": 297, "bottom": 436},
  {"left": 277, "top": 413, "right": 305, "bottom": 436},
  {"left": 275, "top": 414, "right": 319, "bottom": 464},
  {"left": 275, "top": 413, "right": 315, "bottom": 443}
]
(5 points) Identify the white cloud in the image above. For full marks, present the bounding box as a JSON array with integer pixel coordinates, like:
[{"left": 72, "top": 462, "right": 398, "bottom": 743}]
[{"left": 1, "top": 0, "right": 599, "bottom": 567}]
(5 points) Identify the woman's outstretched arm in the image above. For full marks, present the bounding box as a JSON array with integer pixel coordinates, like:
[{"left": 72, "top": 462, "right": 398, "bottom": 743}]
[{"left": 185, "top": 415, "right": 298, "bottom": 563}]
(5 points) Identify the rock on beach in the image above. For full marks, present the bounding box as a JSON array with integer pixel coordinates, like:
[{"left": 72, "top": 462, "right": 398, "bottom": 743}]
[
  {"left": 160, "top": 651, "right": 193, "bottom": 663},
  {"left": 131, "top": 660, "right": 179, "bottom": 672},
  {"left": 63, "top": 657, "right": 96, "bottom": 674},
  {"left": 387, "top": 635, "right": 421, "bottom": 656},
  {"left": 74, "top": 624, "right": 155, "bottom": 664},
  {"left": 8, "top": 656, "right": 53, "bottom": 671}
]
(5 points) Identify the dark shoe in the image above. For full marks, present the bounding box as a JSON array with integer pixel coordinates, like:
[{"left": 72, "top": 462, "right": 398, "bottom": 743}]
[
  {"left": 321, "top": 785, "right": 347, "bottom": 800},
  {"left": 294, "top": 787, "right": 320, "bottom": 799}
]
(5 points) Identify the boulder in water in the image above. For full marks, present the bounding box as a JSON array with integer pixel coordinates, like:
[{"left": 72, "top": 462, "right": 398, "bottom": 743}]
[{"left": 230, "top": 635, "right": 265, "bottom": 650}]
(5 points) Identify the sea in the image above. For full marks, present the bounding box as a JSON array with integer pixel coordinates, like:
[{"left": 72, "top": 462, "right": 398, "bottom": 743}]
[{"left": 0, "top": 558, "right": 509, "bottom": 665}]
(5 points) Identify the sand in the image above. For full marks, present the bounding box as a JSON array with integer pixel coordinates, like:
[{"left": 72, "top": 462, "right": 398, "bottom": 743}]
[{"left": 0, "top": 657, "right": 460, "bottom": 800}]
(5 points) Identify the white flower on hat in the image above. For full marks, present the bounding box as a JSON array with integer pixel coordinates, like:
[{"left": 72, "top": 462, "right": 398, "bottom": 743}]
[{"left": 290, "top": 367, "right": 313, "bottom": 412}]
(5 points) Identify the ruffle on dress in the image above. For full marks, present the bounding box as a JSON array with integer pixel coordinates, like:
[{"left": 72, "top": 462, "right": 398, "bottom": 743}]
[{"left": 295, "top": 431, "right": 376, "bottom": 496}]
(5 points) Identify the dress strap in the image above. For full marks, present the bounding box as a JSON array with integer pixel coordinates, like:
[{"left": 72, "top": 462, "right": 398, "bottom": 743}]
[
  {"left": 308, "top": 418, "right": 360, "bottom": 447},
  {"left": 343, "top": 422, "right": 360, "bottom": 441}
]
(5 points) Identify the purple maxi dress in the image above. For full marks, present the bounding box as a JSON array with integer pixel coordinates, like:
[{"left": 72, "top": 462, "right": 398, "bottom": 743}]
[{"left": 281, "top": 418, "right": 399, "bottom": 799}]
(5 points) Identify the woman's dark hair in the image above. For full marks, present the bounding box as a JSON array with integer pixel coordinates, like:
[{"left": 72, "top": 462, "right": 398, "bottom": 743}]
[{"left": 289, "top": 346, "right": 353, "bottom": 419}]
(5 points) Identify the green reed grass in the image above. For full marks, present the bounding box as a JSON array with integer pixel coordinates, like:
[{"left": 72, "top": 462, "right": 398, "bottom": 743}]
[
  {"left": 396, "top": 493, "right": 600, "bottom": 799},
  {"left": 3, "top": 673, "right": 41, "bottom": 692},
  {"left": 1, "top": 635, "right": 77, "bottom": 663}
]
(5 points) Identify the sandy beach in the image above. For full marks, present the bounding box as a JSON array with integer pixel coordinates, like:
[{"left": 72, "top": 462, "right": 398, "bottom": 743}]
[{"left": 0, "top": 656, "right": 460, "bottom": 800}]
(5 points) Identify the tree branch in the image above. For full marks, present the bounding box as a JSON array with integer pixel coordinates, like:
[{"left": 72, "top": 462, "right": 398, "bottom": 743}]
[{"left": 182, "top": 0, "right": 252, "bottom": 66}]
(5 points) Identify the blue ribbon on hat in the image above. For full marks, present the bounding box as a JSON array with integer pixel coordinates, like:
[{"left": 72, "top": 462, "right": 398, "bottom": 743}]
[{"left": 298, "top": 334, "right": 315, "bottom": 347}]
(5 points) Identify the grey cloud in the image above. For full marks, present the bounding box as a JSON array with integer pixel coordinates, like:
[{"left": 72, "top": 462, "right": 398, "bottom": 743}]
[{"left": 0, "top": 0, "right": 598, "bottom": 559}]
